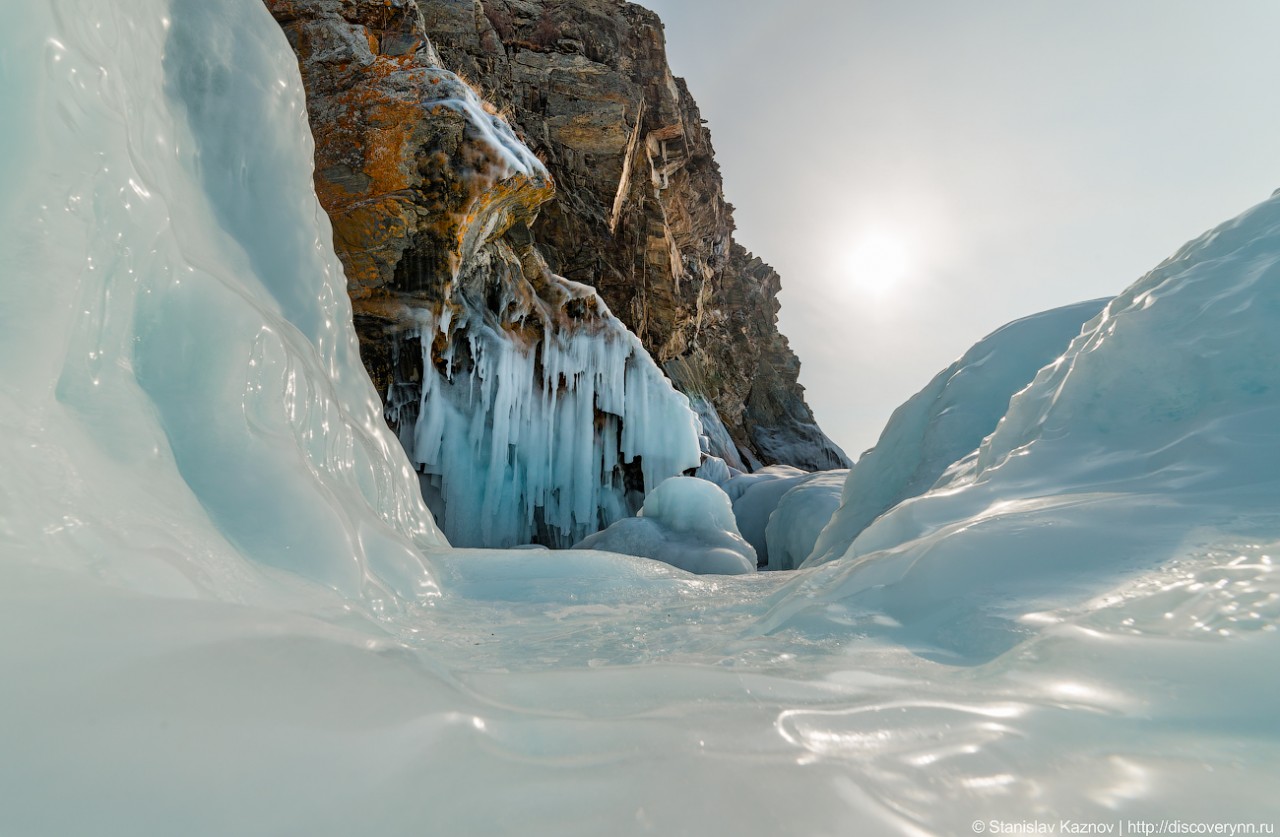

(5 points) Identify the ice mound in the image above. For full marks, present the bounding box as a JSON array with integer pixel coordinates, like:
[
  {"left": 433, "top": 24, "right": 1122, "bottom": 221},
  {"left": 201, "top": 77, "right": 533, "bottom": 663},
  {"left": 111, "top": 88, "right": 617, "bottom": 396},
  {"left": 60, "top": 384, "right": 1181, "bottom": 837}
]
[
  {"left": 693, "top": 454, "right": 738, "bottom": 486},
  {"left": 763, "top": 470, "right": 847, "bottom": 571},
  {"left": 806, "top": 298, "right": 1108, "bottom": 567},
  {"left": 721, "top": 465, "right": 814, "bottom": 566},
  {"left": 721, "top": 463, "right": 809, "bottom": 503},
  {"left": 573, "top": 477, "right": 756, "bottom": 574},
  {"left": 764, "top": 192, "right": 1280, "bottom": 664},
  {"left": 689, "top": 462, "right": 851, "bottom": 570},
  {"left": 0, "top": 0, "right": 444, "bottom": 606}
]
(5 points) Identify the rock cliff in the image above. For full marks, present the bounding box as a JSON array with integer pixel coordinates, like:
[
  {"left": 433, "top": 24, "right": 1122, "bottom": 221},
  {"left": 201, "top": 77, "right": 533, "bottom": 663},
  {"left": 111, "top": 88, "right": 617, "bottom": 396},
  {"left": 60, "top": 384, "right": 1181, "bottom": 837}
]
[
  {"left": 421, "top": 0, "right": 847, "bottom": 472},
  {"left": 265, "top": 0, "right": 846, "bottom": 544}
]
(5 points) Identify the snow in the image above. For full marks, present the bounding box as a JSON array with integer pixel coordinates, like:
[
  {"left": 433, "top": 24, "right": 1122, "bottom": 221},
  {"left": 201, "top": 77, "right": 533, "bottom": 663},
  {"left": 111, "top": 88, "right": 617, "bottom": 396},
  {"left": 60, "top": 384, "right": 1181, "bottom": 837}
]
[
  {"left": 572, "top": 477, "right": 756, "bottom": 574},
  {"left": 2, "top": 0, "right": 1279, "bottom": 832},
  {"left": 394, "top": 305, "right": 703, "bottom": 549},
  {"left": 806, "top": 297, "right": 1108, "bottom": 567}
]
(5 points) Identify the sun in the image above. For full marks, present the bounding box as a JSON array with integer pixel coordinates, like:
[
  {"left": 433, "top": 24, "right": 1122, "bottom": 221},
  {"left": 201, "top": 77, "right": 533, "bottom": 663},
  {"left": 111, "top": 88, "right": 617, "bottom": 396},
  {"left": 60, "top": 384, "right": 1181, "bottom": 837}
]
[{"left": 847, "top": 227, "right": 913, "bottom": 295}]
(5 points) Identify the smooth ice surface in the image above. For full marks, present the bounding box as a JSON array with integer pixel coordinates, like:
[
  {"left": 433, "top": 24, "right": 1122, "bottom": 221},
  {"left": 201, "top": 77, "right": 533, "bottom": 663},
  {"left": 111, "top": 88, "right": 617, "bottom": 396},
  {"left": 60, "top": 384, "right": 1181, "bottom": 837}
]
[
  {"left": 0, "top": 0, "right": 444, "bottom": 607},
  {"left": 3, "top": 1, "right": 1280, "bottom": 834},
  {"left": 807, "top": 298, "right": 1108, "bottom": 567},
  {"left": 573, "top": 477, "right": 756, "bottom": 574}
]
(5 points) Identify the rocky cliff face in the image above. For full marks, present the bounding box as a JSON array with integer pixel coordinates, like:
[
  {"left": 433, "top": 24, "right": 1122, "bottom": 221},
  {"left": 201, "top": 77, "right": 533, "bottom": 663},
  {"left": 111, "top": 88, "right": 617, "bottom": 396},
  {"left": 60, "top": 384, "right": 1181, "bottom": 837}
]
[
  {"left": 421, "top": 0, "right": 847, "bottom": 472},
  {"left": 265, "top": 0, "right": 845, "bottom": 544}
]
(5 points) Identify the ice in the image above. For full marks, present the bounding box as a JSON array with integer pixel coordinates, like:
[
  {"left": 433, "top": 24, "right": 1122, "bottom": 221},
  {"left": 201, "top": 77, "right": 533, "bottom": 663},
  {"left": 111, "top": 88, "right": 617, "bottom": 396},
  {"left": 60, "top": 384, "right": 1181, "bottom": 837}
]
[
  {"left": 684, "top": 392, "right": 749, "bottom": 471},
  {"left": 397, "top": 305, "right": 702, "bottom": 549},
  {"left": 3, "top": 0, "right": 1280, "bottom": 831},
  {"left": 764, "top": 470, "right": 847, "bottom": 571},
  {"left": 573, "top": 477, "right": 756, "bottom": 574},
  {"left": 693, "top": 454, "right": 738, "bottom": 486},
  {"left": 721, "top": 464, "right": 812, "bottom": 566},
  {"left": 766, "top": 192, "right": 1280, "bottom": 664},
  {"left": 0, "top": 0, "right": 443, "bottom": 607},
  {"left": 806, "top": 298, "right": 1108, "bottom": 567},
  {"left": 358, "top": 61, "right": 702, "bottom": 551},
  {"left": 721, "top": 462, "right": 808, "bottom": 503}
]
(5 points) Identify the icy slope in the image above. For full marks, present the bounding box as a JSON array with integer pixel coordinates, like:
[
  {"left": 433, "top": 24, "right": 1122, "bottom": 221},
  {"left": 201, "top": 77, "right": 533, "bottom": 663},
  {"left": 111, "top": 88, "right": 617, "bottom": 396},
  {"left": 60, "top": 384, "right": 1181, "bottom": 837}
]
[
  {"left": 767, "top": 193, "right": 1280, "bottom": 662},
  {"left": 2, "top": 0, "right": 1279, "bottom": 834},
  {"left": 806, "top": 297, "right": 1108, "bottom": 567},
  {"left": 0, "top": 0, "right": 444, "bottom": 605}
]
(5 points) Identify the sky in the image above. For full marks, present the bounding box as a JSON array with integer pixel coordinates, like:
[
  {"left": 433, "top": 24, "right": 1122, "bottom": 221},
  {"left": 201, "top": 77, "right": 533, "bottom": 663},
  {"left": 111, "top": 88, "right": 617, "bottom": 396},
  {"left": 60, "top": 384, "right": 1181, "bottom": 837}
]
[{"left": 636, "top": 0, "right": 1280, "bottom": 457}]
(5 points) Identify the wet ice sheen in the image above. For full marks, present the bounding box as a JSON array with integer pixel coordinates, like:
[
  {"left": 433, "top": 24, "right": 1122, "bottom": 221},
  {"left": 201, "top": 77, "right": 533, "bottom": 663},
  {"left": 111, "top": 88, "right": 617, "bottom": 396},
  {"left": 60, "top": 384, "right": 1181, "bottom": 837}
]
[{"left": 1, "top": 0, "right": 1278, "bottom": 835}]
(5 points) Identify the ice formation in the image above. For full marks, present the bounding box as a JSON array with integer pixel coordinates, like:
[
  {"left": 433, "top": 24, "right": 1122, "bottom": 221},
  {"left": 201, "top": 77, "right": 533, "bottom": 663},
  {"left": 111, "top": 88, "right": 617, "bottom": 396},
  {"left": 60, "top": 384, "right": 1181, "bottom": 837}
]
[
  {"left": 806, "top": 298, "right": 1108, "bottom": 567},
  {"left": 393, "top": 302, "right": 703, "bottom": 549},
  {"left": 693, "top": 454, "right": 738, "bottom": 487},
  {"left": 765, "top": 194, "right": 1280, "bottom": 663},
  {"left": 0, "top": 0, "right": 444, "bottom": 607},
  {"left": 3, "top": 0, "right": 1280, "bottom": 833},
  {"left": 721, "top": 463, "right": 809, "bottom": 503},
  {"left": 572, "top": 477, "right": 756, "bottom": 574},
  {"left": 685, "top": 392, "right": 748, "bottom": 471},
  {"left": 720, "top": 464, "right": 811, "bottom": 565},
  {"left": 763, "top": 470, "right": 847, "bottom": 571},
  {"left": 327, "top": 39, "right": 705, "bottom": 550}
]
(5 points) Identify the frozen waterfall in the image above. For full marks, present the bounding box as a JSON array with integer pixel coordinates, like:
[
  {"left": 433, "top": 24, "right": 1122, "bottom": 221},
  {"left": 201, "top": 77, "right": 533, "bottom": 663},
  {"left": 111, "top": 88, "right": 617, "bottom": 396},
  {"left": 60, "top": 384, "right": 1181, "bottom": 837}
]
[{"left": 395, "top": 305, "right": 702, "bottom": 549}]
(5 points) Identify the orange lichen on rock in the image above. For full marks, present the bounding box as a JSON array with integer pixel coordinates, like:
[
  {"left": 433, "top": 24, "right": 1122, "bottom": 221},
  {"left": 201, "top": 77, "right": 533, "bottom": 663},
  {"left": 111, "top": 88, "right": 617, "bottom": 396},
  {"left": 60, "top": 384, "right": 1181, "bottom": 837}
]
[{"left": 268, "top": 0, "right": 552, "bottom": 309}]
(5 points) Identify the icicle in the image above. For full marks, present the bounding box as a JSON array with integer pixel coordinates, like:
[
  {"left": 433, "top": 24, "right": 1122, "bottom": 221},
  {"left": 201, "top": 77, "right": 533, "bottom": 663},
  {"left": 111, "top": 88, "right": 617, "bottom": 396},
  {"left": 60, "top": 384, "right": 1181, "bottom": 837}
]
[{"left": 403, "top": 307, "right": 701, "bottom": 548}]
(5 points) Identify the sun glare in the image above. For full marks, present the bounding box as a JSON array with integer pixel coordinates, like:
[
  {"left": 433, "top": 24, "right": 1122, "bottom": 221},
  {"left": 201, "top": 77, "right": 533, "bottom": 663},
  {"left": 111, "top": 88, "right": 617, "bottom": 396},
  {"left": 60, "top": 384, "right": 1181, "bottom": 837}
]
[{"left": 847, "top": 227, "right": 913, "bottom": 295}]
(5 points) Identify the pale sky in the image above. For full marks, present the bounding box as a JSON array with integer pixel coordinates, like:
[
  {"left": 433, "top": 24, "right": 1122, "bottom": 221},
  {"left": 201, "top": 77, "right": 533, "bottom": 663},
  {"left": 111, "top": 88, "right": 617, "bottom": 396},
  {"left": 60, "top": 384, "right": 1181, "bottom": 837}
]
[{"left": 637, "top": 0, "right": 1280, "bottom": 457}]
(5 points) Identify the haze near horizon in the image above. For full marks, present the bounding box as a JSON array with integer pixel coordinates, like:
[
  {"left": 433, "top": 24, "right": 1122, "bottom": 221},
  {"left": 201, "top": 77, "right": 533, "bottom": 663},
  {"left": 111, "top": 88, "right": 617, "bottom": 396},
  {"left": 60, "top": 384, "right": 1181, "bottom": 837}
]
[{"left": 638, "top": 0, "right": 1280, "bottom": 456}]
